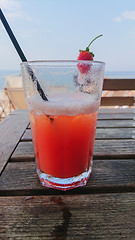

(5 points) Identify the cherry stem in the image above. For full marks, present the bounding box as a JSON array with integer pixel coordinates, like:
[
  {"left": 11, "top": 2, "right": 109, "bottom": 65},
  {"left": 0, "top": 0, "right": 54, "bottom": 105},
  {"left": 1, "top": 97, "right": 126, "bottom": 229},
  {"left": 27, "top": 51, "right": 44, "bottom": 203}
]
[{"left": 87, "top": 34, "right": 103, "bottom": 49}]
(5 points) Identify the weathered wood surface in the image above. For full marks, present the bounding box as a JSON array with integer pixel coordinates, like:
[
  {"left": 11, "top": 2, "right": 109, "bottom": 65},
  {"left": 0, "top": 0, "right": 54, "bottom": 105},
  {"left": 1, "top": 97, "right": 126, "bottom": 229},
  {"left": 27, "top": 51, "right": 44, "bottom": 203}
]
[
  {"left": 103, "top": 78, "right": 135, "bottom": 90},
  {"left": 11, "top": 142, "right": 34, "bottom": 161},
  {"left": 0, "top": 108, "right": 135, "bottom": 239},
  {"left": 22, "top": 121, "right": 135, "bottom": 141},
  {"left": 0, "top": 160, "right": 135, "bottom": 195},
  {"left": 101, "top": 78, "right": 135, "bottom": 106},
  {"left": 96, "top": 128, "right": 133, "bottom": 139},
  {"left": 98, "top": 113, "right": 134, "bottom": 120},
  {"left": 11, "top": 139, "right": 135, "bottom": 162},
  {"left": 21, "top": 129, "right": 32, "bottom": 141},
  {"left": 94, "top": 140, "right": 135, "bottom": 159},
  {"left": 98, "top": 108, "right": 134, "bottom": 113},
  {"left": 101, "top": 96, "right": 135, "bottom": 106},
  {"left": 0, "top": 109, "right": 29, "bottom": 175},
  {"left": 97, "top": 119, "right": 134, "bottom": 128},
  {"left": 0, "top": 193, "right": 135, "bottom": 239},
  {"left": 22, "top": 127, "right": 134, "bottom": 142}
]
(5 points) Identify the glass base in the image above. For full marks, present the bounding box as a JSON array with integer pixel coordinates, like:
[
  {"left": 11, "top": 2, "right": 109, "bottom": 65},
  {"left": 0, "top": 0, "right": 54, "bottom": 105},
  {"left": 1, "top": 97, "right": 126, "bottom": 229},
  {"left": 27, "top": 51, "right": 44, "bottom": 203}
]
[{"left": 36, "top": 161, "right": 92, "bottom": 191}]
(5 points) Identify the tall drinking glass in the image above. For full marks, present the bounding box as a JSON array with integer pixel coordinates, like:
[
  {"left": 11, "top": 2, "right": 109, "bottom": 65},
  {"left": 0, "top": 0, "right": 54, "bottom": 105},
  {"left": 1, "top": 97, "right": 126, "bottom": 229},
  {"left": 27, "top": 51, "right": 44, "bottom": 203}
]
[{"left": 21, "top": 60, "right": 105, "bottom": 190}]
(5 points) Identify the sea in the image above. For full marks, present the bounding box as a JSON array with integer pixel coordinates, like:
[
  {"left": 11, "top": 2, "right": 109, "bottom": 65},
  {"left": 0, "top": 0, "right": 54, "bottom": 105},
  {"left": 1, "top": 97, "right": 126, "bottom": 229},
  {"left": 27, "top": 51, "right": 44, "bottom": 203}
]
[{"left": 0, "top": 69, "right": 135, "bottom": 91}]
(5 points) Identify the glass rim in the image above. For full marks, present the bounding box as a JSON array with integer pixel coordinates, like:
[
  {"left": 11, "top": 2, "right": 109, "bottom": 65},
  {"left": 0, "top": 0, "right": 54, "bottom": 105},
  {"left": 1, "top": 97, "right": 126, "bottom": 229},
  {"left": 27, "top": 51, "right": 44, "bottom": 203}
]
[{"left": 20, "top": 60, "right": 105, "bottom": 66}]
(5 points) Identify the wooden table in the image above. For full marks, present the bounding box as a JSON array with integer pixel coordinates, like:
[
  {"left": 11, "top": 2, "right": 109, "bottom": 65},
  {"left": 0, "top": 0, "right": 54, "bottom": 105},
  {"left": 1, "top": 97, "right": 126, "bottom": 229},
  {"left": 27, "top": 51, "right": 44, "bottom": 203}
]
[{"left": 0, "top": 108, "right": 135, "bottom": 239}]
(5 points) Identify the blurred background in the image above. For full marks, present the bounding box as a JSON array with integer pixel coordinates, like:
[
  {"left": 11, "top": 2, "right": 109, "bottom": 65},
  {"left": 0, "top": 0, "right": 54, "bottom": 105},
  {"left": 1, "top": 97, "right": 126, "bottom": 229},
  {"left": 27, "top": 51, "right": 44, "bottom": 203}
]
[
  {"left": 0, "top": 0, "right": 135, "bottom": 71},
  {"left": 0, "top": 0, "right": 135, "bottom": 119}
]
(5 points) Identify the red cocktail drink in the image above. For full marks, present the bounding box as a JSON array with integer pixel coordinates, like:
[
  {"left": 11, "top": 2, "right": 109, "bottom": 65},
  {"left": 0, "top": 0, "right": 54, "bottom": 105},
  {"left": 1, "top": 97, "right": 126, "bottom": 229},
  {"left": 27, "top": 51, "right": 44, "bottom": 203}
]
[
  {"left": 30, "top": 107, "right": 98, "bottom": 179},
  {"left": 21, "top": 60, "right": 105, "bottom": 190}
]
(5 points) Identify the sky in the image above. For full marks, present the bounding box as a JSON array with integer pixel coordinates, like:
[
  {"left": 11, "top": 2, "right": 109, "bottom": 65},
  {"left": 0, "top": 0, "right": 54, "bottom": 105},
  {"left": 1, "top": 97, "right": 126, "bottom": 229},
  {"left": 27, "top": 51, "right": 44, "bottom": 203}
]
[{"left": 0, "top": 0, "right": 135, "bottom": 71}]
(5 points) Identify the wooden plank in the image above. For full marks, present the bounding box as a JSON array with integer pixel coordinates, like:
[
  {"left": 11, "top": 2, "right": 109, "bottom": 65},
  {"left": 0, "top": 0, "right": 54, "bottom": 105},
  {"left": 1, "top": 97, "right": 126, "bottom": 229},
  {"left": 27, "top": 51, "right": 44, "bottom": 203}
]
[
  {"left": 22, "top": 118, "right": 134, "bottom": 142},
  {"left": 0, "top": 193, "right": 134, "bottom": 239},
  {"left": 21, "top": 129, "right": 32, "bottom": 142},
  {"left": 94, "top": 139, "right": 135, "bottom": 159},
  {"left": 21, "top": 110, "right": 135, "bottom": 141},
  {"left": 98, "top": 113, "right": 134, "bottom": 120},
  {"left": 0, "top": 193, "right": 135, "bottom": 239},
  {"left": 22, "top": 119, "right": 135, "bottom": 142},
  {"left": 99, "top": 108, "right": 134, "bottom": 114},
  {"left": 0, "top": 110, "right": 29, "bottom": 175},
  {"left": 0, "top": 160, "right": 135, "bottom": 194},
  {"left": 101, "top": 96, "right": 134, "bottom": 106},
  {"left": 96, "top": 128, "right": 133, "bottom": 139},
  {"left": 11, "top": 142, "right": 34, "bottom": 161},
  {"left": 22, "top": 127, "right": 134, "bottom": 142},
  {"left": 103, "top": 78, "right": 135, "bottom": 90},
  {"left": 97, "top": 119, "right": 134, "bottom": 128},
  {"left": 10, "top": 138, "right": 135, "bottom": 162}
]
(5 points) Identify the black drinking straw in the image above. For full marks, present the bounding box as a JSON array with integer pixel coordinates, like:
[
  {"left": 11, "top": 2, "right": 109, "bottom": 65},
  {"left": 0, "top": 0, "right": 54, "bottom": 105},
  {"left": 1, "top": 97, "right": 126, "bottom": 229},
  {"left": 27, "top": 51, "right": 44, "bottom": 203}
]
[{"left": 0, "top": 8, "right": 48, "bottom": 101}]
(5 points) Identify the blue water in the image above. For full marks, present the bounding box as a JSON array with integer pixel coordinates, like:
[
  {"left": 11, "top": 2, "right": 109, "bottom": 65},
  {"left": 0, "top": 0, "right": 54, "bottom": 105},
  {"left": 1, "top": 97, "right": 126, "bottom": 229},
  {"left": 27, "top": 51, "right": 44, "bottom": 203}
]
[
  {"left": 0, "top": 70, "right": 135, "bottom": 90},
  {"left": 105, "top": 71, "right": 135, "bottom": 79}
]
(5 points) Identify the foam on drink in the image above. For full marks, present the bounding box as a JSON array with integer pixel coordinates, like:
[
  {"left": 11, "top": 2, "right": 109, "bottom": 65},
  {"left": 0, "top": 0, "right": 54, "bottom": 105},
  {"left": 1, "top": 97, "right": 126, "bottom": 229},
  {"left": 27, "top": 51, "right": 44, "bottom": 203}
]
[{"left": 28, "top": 92, "right": 100, "bottom": 116}]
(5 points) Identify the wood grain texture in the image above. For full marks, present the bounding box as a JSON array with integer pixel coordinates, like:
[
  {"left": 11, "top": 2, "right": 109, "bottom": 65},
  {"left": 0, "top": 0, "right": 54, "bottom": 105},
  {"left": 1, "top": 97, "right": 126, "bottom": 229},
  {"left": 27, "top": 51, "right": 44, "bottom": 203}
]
[
  {"left": 0, "top": 193, "right": 135, "bottom": 239},
  {"left": 99, "top": 108, "right": 134, "bottom": 114},
  {"left": 11, "top": 142, "right": 34, "bottom": 161},
  {"left": 0, "top": 160, "right": 135, "bottom": 195},
  {"left": 98, "top": 113, "right": 134, "bottom": 120},
  {"left": 94, "top": 139, "right": 135, "bottom": 159},
  {"left": 101, "top": 96, "right": 135, "bottom": 106},
  {"left": 0, "top": 110, "right": 29, "bottom": 175},
  {"left": 21, "top": 129, "right": 32, "bottom": 142},
  {"left": 96, "top": 128, "right": 133, "bottom": 139},
  {"left": 103, "top": 78, "right": 135, "bottom": 90},
  {"left": 97, "top": 119, "right": 134, "bottom": 128},
  {"left": 10, "top": 138, "right": 135, "bottom": 162},
  {"left": 21, "top": 127, "right": 134, "bottom": 142},
  {"left": 0, "top": 108, "right": 135, "bottom": 239},
  {"left": 21, "top": 118, "right": 135, "bottom": 142}
]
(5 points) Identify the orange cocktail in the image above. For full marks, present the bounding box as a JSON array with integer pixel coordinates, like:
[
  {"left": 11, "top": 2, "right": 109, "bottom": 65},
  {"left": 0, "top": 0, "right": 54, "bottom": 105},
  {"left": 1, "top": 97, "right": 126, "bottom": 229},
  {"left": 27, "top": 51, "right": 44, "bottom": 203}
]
[
  {"left": 28, "top": 91, "right": 99, "bottom": 190},
  {"left": 21, "top": 60, "right": 105, "bottom": 190},
  {"left": 30, "top": 109, "right": 98, "bottom": 179}
]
